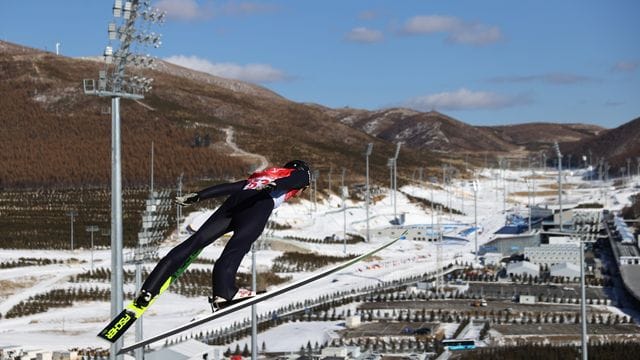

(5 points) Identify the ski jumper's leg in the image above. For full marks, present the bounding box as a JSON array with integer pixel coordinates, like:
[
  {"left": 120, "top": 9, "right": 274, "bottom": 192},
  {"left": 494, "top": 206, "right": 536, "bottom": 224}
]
[
  {"left": 141, "top": 208, "right": 232, "bottom": 296},
  {"left": 212, "top": 194, "right": 274, "bottom": 300}
]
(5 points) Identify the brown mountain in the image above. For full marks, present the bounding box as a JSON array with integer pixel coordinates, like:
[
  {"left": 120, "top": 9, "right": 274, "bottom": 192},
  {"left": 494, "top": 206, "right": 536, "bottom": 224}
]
[
  {"left": 561, "top": 116, "right": 640, "bottom": 174},
  {"left": 0, "top": 40, "right": 629, "bottom": 189},
  {"left": 483, "top": 123, "right": 604, "bottom": 152},
  {"left": 0, "top": 41, "right": 434, "bottom": 189},
  {"left": 326, "top": 107, "right": 517, "bottom": 153}
]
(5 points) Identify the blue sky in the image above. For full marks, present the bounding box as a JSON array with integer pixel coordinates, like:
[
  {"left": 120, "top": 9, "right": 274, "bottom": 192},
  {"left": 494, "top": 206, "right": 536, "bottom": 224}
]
[{"left": 1, "top": 0, "right": 638, "bottom": 128}]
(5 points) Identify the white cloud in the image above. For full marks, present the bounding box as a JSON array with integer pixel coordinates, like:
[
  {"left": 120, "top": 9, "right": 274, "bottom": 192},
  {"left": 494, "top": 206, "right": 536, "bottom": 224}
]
[
  {"left": 403, "top": 88, "right": 529, "bottom": 111},
  {"left": 358, "top": 10, "right": 378, "bottom": 21},
  {"left": 401, "top": 15, "right": 503, "bottom": 45},
  {"left": 346, "top": 27, "right": 384, "bottom": 43},
  {"left": 489, "top": 73, "right": 594, "bottom": 85},
  {"left": 403, "top": 15, "right": 460, "bottom": 33},
  {"left": 164, "top": 55, "right": 289, "bottom": 83},
  {"left": 155, "top": 0, "right": 213, "bottom": 20},
  {"left": 613, "top": 61, "right": 639, "bottom": 72},
  {"left": 156, "top": 1, "right": 275, "bottom": 20},
  {"left": 220, "top": 1, "right": 279, "bottom": 15}
]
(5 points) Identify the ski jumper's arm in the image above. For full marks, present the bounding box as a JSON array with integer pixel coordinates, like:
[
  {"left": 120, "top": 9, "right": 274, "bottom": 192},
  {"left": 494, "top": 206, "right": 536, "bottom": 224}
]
[
  {"left": 197, "top": 180, "right": 247, "bottom": 201},
  {"left": 271, "top": 170, "right": 310, "bottom": 191}
]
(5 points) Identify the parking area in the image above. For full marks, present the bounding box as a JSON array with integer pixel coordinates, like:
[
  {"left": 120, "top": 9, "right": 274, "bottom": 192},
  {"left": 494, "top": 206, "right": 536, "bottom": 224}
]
[
  {"left": 492, "top": 323, "right": 640, "bottom": 336},
  {"left": 358, "top": 299, "right": 611, "bottom": 315},
  {"left": 339, "top": 322, "right": 439, "bottom": 338},
  {"left": 466, "top": 282, "right": 608, "bottom": 301}
]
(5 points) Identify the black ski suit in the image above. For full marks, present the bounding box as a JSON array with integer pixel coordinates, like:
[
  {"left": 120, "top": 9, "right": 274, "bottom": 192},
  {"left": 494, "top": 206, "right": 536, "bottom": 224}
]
[{"left": 140, "top": 168, "right": 310, "bottom": 300}]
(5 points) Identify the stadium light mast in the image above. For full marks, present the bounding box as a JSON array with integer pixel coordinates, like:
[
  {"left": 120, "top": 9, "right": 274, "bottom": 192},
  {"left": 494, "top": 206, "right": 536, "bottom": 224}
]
[
  {"left": 471, "top": 180, "right": 479, "bottom": 262},
  {"left": 365, "top": 143, "right": 373, "bottom": 242},
  {"left": 82, "top": 1, "right": 165, "bottom": 358},
  {"left": 341, "top": 168, "right": 347, "bottom": 251},
  {"left": 176, "top": 173, "right": 183, "bottom": 236},
  {"left": 387, "top": 158, "right": 394, "bottom": 209},
  {"left": 66, "top": 210, "right": 78, "bottom": 251},
  {"left": 86, "top": 225, "right": 100, "bottom": 272},
  {"left": 251, "top": 238, "right": 260, "bottom": 360},
  {"left": 554, "top": 142, "right": 563, "bottom": 230},
  {"left": 575, "top": 234, "right": 588, "bottom": 360},
  {"left": 393, "top": 143, "right": 402, "bottom": 223}
]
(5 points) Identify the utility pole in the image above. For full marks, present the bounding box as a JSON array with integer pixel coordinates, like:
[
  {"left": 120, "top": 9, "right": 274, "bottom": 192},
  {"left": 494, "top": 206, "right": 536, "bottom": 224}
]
[
  {"left": 430, "top": 179, "right": 435, "bottom": 235},
  {"left": 328, "top": 164, "right": 333, "bottom": 194},
  {"left": 554, "top": 142, "right": 563, "bottom": 230},
  {"left": 86, "top": 226, "right": 99, "bottom": 272},
  {"left": 251, "top": 239, "right": 259, "bottom": 360},
  {"left": 579, "top": 235, "right": 588, "bottom": 360},
  {"left": 176, "top": 173, "right": 183, "bottom": 236},
  {"left": 388, "top": 158, "right": 394, "bottom": 209},
  {"left": 365, "top": 143, "right": 373, "bottom": 242},
  {"left": 312, "top": 170, "right": 319, "bottom": 211},
  {"left": 342, "top": 186, "right": 348, "bottom": 254},
  {"left": 392, "top": 142, "right": 402, "bottom": 223},
  {"left": 66, "top": 210, "right": 78, "bottom": 251},
  {"left": 471, "top": 180, "right": 479, "bottom": 262}
]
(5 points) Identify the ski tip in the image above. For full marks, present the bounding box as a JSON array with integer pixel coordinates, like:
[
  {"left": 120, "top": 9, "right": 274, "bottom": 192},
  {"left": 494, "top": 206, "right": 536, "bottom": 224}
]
[{"left": 97, "top": 309, "right": 137, "bottom": 343}]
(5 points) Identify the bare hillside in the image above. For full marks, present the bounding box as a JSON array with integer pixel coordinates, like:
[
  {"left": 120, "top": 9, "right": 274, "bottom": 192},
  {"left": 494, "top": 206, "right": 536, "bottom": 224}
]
[{"left": 0, "top": 41, "right": 431, "bottom": 188}]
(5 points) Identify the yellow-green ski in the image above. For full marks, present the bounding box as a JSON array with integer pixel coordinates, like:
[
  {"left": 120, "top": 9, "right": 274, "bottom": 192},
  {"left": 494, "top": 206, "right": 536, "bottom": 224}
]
[{"left": 97, "top": 249, "right": 202, "bottom": 343}]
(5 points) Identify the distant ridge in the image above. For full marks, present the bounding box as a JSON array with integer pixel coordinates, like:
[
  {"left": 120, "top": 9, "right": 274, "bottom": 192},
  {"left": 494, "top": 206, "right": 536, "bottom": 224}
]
[
  {"left": 0, "top": 39, "right": 633, "bottom": 188},
  {"left": 561, "top": 117, "right": 640, "bottom": 170}
]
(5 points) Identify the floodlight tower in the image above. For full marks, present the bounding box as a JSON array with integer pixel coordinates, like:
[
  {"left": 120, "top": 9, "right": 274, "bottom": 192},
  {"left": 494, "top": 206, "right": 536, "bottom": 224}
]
[
  {"left": 312, "top": 170, "right": 319, "bottom": 211},
  {"left": 86, "top": 225, "right": 100, "bottom": 272},
  {"left": 554, "top": 142, "right": 563, "bottom": 230},
  {"left": 387, "top": 158, "right": 394, "bottom": 207},
  {"left": 392, "top": 142, "right": 402, "bottom": 223},
  {"left": 82, "top": 1, "right": 165, "bottom": 358},
  {"left": 365, "top": 143, "right": 373, "bottom": 242},
  {"left": 66, "top": 210, "right": 78, "bottom": 251},
  {"left": 176, "top": 173, "right": 183, "bottom": 236},
  {"left": 574, "top": 234, "right": 588, "bottom": 360},
  {"left": 471, "top": 180, "right": 479, "bottom": 262},
  {"left": 525, "top": 178, "right": 533, "bottom": 232}
]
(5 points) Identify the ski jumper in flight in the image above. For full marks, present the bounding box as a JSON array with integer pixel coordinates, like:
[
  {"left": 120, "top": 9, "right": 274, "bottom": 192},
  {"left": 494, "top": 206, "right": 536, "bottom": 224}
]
[{"left": 134, "top": 160, "right": 311, "bottom": 308}]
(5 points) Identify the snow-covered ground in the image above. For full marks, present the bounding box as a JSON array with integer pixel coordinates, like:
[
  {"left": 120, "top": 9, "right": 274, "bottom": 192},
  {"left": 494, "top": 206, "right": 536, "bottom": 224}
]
[{"left": 1, "top": 168, "right": 638, "bottom": 352}]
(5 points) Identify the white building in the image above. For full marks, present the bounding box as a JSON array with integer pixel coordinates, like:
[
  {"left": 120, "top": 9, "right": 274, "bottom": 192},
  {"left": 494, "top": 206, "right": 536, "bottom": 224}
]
[
  {"left": 524, "top": 243, "right": 580, "bottom": 267},
  {"left": 506, "top": 261, "right": 539, "bottom": 277},
  {"left": 375, "top": 225, "right": 439, "bottom": 242},
  {"left": 52, "top": 352, "right": 79, "bottom": 360},
  {"left": 548, "top": 236, "right": 575, "bottom": 245},
  {"left": 321, "top": 346, "right": 361, "bottom": 359},
  {"left": 346, "top": 315, "right": 361, "bottom": 328},
  {"left": 482, "top": 252, "right": 503, "bottom": 266},
  {"left": 520, "top": 295, "right": 536, "bottom": 304},
  {"left": 146, "top": 339, "right": 216, "bottom": 360},
  {"left": 550, "top": 262, "right": 581, "bottom": 279}
]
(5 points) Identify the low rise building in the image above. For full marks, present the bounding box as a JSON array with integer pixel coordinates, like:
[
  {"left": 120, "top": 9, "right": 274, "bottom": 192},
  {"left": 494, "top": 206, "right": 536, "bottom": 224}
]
[
  {"left": 482, "top": 252, "right": 503, "bottom": 266},
  {"left": 520, "top": 295, "right": 536, "bottom": 304},
  {"left": 550, "top": 262, "right": 581, "bottom": 279},
  {"left": 524, "top": 243, "right": 580, "bottom": 267},
  {"left": 506, "top": 261, "right": 539, "bottom": 277}
]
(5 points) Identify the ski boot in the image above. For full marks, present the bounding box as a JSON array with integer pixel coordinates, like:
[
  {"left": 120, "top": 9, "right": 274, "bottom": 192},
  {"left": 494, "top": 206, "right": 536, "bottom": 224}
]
[{"left": 208, "top": 288, "right": 255, "bottom": 312}]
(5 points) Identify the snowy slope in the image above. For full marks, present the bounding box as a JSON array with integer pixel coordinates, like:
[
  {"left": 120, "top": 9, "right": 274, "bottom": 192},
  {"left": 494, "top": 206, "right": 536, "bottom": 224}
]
[{"left": 1, "top": 169, "right": 638, "bottom": 352}]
